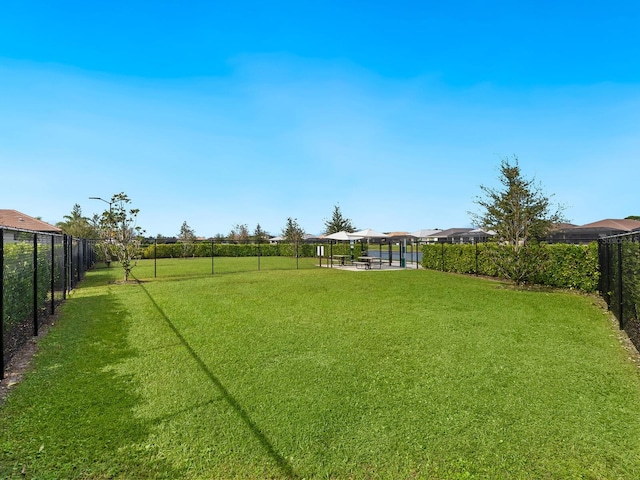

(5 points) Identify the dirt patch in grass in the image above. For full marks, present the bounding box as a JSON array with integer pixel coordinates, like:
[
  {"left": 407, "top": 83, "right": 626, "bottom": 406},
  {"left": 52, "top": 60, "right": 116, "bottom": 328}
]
[{"left": 0, "top": 318, "right": 56, "bottom": 407}]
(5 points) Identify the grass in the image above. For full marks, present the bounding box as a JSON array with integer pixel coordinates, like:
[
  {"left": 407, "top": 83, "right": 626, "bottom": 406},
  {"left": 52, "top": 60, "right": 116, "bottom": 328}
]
[
  {"left": 136, "top": 255, "right": 319, "bottom": 279},
  {"left": 2, "top": 258, "right": 640, "bottom": 478}
]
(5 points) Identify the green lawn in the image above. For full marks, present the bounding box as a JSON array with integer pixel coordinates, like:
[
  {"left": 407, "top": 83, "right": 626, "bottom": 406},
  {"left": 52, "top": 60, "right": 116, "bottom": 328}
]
[{"left": 2, "top": 258, "right": 640, "bottom": 479}]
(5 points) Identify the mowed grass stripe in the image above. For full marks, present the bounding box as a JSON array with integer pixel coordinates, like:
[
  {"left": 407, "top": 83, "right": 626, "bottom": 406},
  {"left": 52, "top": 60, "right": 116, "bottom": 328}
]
[{"left": 1, "top": 259, "right": 640, "bottom": 479}]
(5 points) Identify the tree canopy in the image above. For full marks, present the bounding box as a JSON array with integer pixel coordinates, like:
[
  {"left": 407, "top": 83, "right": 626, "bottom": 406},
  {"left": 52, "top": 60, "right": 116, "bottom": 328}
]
[
  {"left": 282, "top": 217, "right": 304, "bottom": 244},
  {"left": 178, "top": 221, "right": 196, "bottom": 257},
  {"left": 471, "top": 156, "right": 565, "bottom": 245},
  {"left": 57, "top": 204, "right": 97, "bottom": 238},
  {"left": 253, "top": 223, "right": 269, "bottom": 243},
  {"left": 323, "top": 204, "right": 356, "bottom": 235},
  {"left": 471, "top": 156, "right": 565, "bottom": 284},
  {"left": 229, "top": 224, "right": 250, "bottom": 243},
  {"left": 97, "top": 193, "right": 145, "bottom": 282}
]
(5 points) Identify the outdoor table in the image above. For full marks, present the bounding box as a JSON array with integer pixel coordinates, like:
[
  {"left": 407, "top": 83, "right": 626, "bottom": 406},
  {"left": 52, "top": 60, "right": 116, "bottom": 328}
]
[
  {"left": 356, "top": 256, "right": 382, "bottom": 269},
  {"left": 332, "top": 254, "right": 351, "bottom": 266}
]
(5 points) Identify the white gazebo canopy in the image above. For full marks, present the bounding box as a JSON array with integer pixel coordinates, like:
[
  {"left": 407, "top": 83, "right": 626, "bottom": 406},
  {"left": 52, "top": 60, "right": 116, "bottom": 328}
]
[
  {"left": 324, "top": 231, "right": 363, "bottom": 241},
  {"left": 352, "top": 228, "right": 389, "bottom": 239}
]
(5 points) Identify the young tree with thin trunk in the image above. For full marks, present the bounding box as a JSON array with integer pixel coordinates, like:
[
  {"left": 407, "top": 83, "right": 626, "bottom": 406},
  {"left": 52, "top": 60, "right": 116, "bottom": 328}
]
[
  {"left": 178, "top": 221, "right": 196, "bottom": 258},
  {"left": 97, "top": 193, "right": 145, "bottom": 282},
  {"left": 229, "top": 224, "right": 250, "bottom": 243}
]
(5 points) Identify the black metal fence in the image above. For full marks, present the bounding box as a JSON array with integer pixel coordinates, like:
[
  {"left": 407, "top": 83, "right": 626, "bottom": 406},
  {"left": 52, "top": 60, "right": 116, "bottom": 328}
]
[
  {"left": 1, "top": 227, "right": 95, "bottom": 379},
  {"left": 141, "top": 239, "right": 425, "bottom": 276},
  {"left": 599, "top": 231, "right": 640, "bottom": 350}
]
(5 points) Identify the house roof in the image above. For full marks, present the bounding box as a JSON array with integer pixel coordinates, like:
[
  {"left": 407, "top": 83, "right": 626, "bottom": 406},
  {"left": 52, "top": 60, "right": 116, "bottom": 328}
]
[
  {"left": 576, "top": 219, "right": 640, "bottom": 231},
  {"left": 427, "top": 228, "right": 474, "bottom": 238},
  {"left": 411, "top": 229, "right": 442, "bottom": 238},
  {"left": 386, "top": 231, "right": 411, "bottom": 238},
  {"left": 0, "top": 209, "right": 62, "bottom": 233}
]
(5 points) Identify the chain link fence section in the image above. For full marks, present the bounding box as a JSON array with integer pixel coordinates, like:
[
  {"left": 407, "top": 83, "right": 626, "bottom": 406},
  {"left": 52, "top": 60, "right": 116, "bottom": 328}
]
[
  {"left": 599, "top": 231, "right": 640, "bottom": 350},
  {"left": 1, "top": 227, "right": 96, "bottom": 379}
]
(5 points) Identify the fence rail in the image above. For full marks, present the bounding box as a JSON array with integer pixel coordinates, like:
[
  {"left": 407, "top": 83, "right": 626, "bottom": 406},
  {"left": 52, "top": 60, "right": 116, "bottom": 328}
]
[
  {"left": 1, "top": 227, "right": 95, "bottom": 379},
  {"left": 599, "top": 231, "right": 640, "bottom": 350}
]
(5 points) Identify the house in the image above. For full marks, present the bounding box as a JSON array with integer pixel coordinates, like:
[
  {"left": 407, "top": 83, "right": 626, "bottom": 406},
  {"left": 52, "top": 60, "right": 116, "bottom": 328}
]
[
  {"left": 0, "top": 209, "right": 62, "bottom": 243},
  {"left": 425, "top": 228, "right": 475, "bottom": 244},
  {"left": 410, "top": 229, "right": 442, "bottom": 242},
  {"left": 0, "top": 209, "right": 62, "bottom": 233},
  {"left": 454, "top": 228, "right": 496, "bottom": 244},
  {"left": 548, "top": 219, "right": 640, "bottom": 244}
]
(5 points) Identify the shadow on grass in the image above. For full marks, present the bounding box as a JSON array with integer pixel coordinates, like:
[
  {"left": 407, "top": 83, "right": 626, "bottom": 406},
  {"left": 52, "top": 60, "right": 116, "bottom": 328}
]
[
  {"left": 136, "top": 282, "right": 298, "bottom": 479},
  {"left": 0, "top": 291, "right": 185, "bottom": 479}
]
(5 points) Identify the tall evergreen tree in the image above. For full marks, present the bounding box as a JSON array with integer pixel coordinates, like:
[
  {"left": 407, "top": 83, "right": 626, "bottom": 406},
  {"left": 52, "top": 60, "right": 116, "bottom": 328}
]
[
  {"left": 471, "top": 156, "right": 565, "bottom": 284},
  {"left": 323, "top": 204, "right": 356, "bottom": 235},
  {"left": 253, "top": 223, "right": 268, "bottom": 243},
  {"left": 282, "top": 217, "right": 304, "bottom": 244}
]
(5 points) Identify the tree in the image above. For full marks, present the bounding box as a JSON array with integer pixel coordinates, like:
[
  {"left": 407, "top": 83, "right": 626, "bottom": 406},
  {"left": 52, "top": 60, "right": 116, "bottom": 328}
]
[
  {"left": 323, "top": 204, "right": 356, "bottom": 235},
  {"left": 282, "top": 217, "right": 304, "bottom": 246},
  {"left": 626, "top": 215, "right": 640, "bottom": 221},
  {"left": 97, "top": 193, "right": 145, "bottom": 282},
  {"left": 229, "top": 224, "right": 250, "bottom": 243},
  {"left": 471, "top": 156, "right": 565, "bottom": 284},
  {"left": 57, "top": 204, "right": 97, "bottom": 238},
  {"left": 253, "top": 223, "right": 269, "bottom": 243},
  {"left": 178, "top": 221, "right": 196, "bottom": 258}
]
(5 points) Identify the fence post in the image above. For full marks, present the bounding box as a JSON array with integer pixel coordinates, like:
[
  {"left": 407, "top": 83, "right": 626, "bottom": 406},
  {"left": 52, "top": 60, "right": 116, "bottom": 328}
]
[
  {"left": 50, "top": 234, "right": 55, "bottom": 315},
  {"left": 154, "top": 239, "right": 157, "bottom": 278},
  {"left": 475, "top": 240, "right": 479, "bottom": 275},
  {"left": 33, "top": 233, "right": 39, "bottom": 337},
  {"left": 63, "top": 235, "right": 68, "bottom": 298},
  {"left": 617, "top": 240, "right": 624, "bottom": 329},
  {"left": 211, "top": 239, "right": 216, "bottom": 275},
  {"left": 1, "top": 228, "right": 4, "bottom": 380},
  {"left": 76, "top": 238, "right": 81, "bottom": 285}
]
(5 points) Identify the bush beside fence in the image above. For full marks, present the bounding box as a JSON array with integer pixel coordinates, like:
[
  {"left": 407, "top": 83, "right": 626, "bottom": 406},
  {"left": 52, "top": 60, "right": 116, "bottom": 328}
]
[
  {"left": 142, "top": 242, "right": 363, "bottom": 260},
  {"left": 421, "top": 242, "right": 600, "bottom": 292},
  {"left": 599, "top": 233, "right": 640, "bottom": 350},
  {"left": 1, "top": 228, "right": 95, "bottom": 380}
]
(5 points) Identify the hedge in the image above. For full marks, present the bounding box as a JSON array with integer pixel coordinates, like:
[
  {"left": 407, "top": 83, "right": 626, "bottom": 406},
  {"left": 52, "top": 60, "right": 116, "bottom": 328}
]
[
  {"left": 421, "top": 242, "right": 600, "bottom": 292},
  {"left": 3, "top": 242, "right": 55, "bottom": 330},
  {"left": 141, "top": 242, "right": 364, "bottom": 260}
]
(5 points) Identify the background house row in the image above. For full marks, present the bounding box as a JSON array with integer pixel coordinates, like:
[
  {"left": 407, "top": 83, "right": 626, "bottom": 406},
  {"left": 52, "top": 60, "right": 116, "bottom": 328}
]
[{"left": 2, "top": 209, "right": 639, "bottom": 245}]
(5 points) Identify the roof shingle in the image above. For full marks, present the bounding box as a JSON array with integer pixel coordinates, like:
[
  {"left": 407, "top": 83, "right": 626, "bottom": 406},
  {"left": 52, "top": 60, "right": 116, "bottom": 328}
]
[{"left": 0, "top": 209, "right": 62, "bottom": 233}]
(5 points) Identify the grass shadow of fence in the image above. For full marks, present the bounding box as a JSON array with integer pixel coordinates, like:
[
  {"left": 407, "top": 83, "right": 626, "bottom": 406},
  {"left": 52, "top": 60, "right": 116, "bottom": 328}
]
[{"left": 135, "top": 281, "right": 298, "bottom": 479}]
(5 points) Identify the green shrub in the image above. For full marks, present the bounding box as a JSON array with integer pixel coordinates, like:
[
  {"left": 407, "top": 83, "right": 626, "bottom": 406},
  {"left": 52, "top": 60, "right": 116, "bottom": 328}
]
[
  {"left": 141, "top": 242, "right": 349, "bottom": 260},
  {"left": 3, "top": 241, "right": 53, "bottom": 330},
  {"left": 421, "top": 242, "right": 600, "bottom": 292}
]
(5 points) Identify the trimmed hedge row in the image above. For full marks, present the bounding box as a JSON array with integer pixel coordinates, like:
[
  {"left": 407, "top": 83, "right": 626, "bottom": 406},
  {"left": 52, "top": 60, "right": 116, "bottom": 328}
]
[
  {"left": 3, "top": 242, "right": 55, "bottom": 330},
  {"left": 421, "top": 242, "right": 600, "bottom": 292},
  {"left": 142, "top": 242, "right": 364, "bottom": 260}
]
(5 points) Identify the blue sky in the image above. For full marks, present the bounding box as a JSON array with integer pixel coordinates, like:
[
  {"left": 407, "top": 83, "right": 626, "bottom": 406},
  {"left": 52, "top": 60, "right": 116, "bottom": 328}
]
[{"left": 1, "top": 1, "right": 639, "bottom": 237}]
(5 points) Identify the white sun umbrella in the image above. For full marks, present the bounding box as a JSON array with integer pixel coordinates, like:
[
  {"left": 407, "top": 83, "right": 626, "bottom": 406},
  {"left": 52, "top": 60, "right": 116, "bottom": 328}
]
[
  {"left": 324, "top": 231, "right": 363, "bottom": 241},
  {"left": 352, "top": 228, "right": 389, "bottom": 239}
]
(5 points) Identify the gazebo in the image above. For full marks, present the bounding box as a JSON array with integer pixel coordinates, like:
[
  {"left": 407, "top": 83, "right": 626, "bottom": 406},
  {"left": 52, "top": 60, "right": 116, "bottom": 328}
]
[{"left": 323, "top": 231, "right": 363, "bottom": 267}]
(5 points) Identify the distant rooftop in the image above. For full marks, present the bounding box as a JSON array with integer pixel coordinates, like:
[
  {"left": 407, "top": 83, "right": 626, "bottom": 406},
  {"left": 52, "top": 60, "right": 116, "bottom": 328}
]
[
  {"left": 575, "top": 219, "right": 640, "bottom": 231},
  {"left": 0, "top": 209, "right": 62, "bottom": 233}
]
